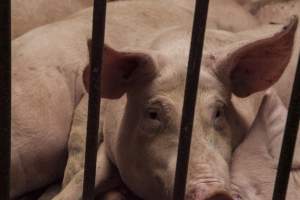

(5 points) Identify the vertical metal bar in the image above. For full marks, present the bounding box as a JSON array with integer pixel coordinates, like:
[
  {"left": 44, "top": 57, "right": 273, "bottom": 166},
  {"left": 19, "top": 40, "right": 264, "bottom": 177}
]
[
  {"left": 173, "top": 0, "right": 210, "bottom": 200},
  {"left": 82, "top": 0, "right": 107, "bottom": 199},
  {"left": 272, "top": 54, "right": 300, "bottom": 200},
  {"left": 0, "top": 0, "right": 11, "bottom": 199}
]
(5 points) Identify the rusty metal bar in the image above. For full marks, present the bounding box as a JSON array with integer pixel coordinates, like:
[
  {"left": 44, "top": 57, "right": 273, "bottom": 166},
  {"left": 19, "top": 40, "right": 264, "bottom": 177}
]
[
  {"left": 82, "top": 0, "right": 107, "bottom": 199},
  {"left": 272, "top": 54, "right": 300, "bottom": 200},
  {"left": 173, "top": 0, "right": 210, "bottom": 199},
  {"left": 0, "top": 0, "right": 11, "bottom": 199}
]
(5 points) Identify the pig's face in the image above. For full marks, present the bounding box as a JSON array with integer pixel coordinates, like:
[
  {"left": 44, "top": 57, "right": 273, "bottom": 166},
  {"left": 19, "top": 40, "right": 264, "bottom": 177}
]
[
  {"left": 114, "top": 51, "right": 249, "bottom": 200},
  {"left": 84, "top": 17, "right": 297, "bottom": 200}
]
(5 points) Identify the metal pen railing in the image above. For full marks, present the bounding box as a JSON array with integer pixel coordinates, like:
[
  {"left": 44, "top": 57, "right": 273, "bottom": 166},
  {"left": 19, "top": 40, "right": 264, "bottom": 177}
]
[
  {"left": 0, "top": 0, "right": 11, "bottom": 199},
  {"left": 82, "top": 0, "right": 107, "bottom": 200},
  {"left": 272, "top": 54, "right": 300, "bottom": 200},
  {"left": 173, "top": 0, "right": 210, "bottom": 199}
]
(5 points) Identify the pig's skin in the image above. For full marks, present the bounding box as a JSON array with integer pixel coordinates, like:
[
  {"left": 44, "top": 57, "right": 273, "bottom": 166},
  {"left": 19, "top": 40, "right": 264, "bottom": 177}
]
[
  {"left": 231, "top": 89, "right": 300, "bottom": 200},
  {"left": 12, "top": 0, "right": 93, "bottom": 39},
  {"left": 55, "top": 16, "right": 297, "bottom": 200}
]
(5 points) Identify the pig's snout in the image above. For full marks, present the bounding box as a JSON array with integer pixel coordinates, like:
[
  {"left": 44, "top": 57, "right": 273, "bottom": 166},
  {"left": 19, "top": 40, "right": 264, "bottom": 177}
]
[
  {"left": 186, "top": 190, "right": 233, "bottom": 200},
  {"left": 185, "top": 183, "right": 233, "bottom": 200}
]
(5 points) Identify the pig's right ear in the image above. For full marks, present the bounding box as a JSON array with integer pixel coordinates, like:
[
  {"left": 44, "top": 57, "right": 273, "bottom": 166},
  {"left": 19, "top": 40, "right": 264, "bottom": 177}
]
[
  {"left": 214, "top": 16, "right": 298, "bottom": 97},
  {"left": 83, "top": 40, "right": 157, "bottom": 99}
]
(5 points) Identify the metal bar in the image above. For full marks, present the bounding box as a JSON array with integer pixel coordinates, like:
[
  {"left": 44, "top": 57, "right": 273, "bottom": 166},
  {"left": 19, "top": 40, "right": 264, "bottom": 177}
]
[
  {"left": 272, "top": 54, "right": 300, "bottom": 200},
  {"left": 0, "top": 0, "right": 11, "bottom": 199},
  {"left": 82, "top": 0, "right": 107, "bottom": 199},
  {"left": 173, "top": 0, "right": 210, "bottom": 200}
]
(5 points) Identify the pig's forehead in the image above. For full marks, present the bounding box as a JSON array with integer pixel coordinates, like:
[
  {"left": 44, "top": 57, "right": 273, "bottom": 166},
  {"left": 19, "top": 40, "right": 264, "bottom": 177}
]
[{"left": 152, "top": 67, "right": 224, "bottom": 95}]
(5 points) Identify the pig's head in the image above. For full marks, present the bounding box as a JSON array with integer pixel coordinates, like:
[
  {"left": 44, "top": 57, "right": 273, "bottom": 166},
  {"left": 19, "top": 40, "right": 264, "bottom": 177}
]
[{"left": 83, "top": 17, "right": 298, "bottom": 200}]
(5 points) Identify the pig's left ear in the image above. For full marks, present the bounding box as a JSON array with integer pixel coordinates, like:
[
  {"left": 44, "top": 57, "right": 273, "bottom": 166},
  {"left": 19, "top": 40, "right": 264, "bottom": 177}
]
[
  {"left": 218, "top": 16, "right": 298, "bottom": 97},
  {"left": 83, "top": 40, "right": 157, "bottom": 99}
]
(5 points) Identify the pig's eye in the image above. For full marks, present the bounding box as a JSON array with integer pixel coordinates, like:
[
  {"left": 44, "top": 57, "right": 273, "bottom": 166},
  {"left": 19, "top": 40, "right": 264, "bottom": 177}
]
[
  {"left": 213, "top": 104, "right": 226, "bottom": 131},
  {"left": 146, "top": 108, "right": 160, "bottom": 121},
  {"left": 148, "top": 111, "right": 158, "bottom": 120},
  {"left": 141, "top": 105, "right": 163, "bottom": 133}
]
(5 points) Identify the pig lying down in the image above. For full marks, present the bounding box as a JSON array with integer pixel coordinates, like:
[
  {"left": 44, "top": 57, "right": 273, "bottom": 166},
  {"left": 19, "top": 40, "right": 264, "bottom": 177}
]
[
  {"left": 11, "top": 0, "right": 298, "bottom": 199},
  {"left": 11, "top": 0, "right": 263, "bottom": 198},
  {"left": 54, "top": 19, "right": 298, "bottom": 200}
]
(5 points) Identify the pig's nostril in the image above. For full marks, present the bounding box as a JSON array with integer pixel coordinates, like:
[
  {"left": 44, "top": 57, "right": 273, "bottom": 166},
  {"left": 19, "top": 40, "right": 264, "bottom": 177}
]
[{"left": 205, "top": 193, "right": 233, "bottom": 200}]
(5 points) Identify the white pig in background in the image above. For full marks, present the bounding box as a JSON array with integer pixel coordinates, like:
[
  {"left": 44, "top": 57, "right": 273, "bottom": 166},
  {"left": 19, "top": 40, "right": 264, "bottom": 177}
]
[
  {"left": 11, "top": 0, "right": 94, "bottom": 39},
  {"left": 11, "top": 0, "right": 259, "bottom": 40},
  {"left": 231, "top": 89, "right": 300, "bottom": 200}
]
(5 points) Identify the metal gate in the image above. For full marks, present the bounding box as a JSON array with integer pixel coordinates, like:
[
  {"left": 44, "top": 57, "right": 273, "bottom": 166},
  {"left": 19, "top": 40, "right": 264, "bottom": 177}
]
[{"left": 0, "top": 0, "right": 299, "bottom": 200}]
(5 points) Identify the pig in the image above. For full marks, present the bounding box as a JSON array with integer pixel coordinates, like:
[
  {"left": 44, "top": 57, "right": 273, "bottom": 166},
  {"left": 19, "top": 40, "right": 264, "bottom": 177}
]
[
  {"left": 11, "top": 0, "right": 261, "bottom": 198},
  {"left": 12, "top": 0, "right": 259, "bottom": 40},
  {"left": 12, "top": 0, "right": 93, "bottom": 39},
  {"left": 174, "top": 0, "right": 259, "bottom": 31},
  {"left": 231, "top": 89, "right": 300, "bottom": 200},
  {"left": 11, "top": 0, "right": 194, "bottom": 198},
  {"left": 11, "top": 0, "right": 297, "bottom": 199},
  {"left": 53, "top": 15, "right": 298, "bottom": 200},
  {"left": 254, "top": 0, "right": 300, "bottom": 107}
]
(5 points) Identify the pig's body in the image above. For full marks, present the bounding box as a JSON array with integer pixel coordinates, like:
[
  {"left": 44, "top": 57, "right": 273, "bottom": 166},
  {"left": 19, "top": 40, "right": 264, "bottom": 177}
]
[
  {"left": 231, "top": 90, "right": 300, "bottom": 200},
  {"left": 12, "top": 0, "right": 259, "bottom": 40},
  {"left": 11, "top": 0, "right": 195, "bottom": 198},
  {"left": 11, "top": 13, "right": 92, "bottom": 198},
  {"left": 12, "top": 0, "right": 93, "bottom": 39}
]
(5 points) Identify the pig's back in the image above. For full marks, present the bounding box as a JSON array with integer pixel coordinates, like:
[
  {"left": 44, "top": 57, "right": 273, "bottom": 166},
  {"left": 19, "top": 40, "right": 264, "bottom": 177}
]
[{"left": 12, "top": 0, "right": 93, "bottom": 39}]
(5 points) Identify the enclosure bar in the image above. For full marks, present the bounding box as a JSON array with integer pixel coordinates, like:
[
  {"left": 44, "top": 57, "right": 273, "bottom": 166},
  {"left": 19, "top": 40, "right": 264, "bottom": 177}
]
[
  {"left": 173, "top": 0, "right": 210, "bottom": 199},
  {"left": 82, "top": 0, "right": 107, "bottom": 199},
  {"left": 272, "top": 54, "right": 300, "bottom": 200},
  {"left": 0, "top": 0, "right": 11, "bottom": 199}
]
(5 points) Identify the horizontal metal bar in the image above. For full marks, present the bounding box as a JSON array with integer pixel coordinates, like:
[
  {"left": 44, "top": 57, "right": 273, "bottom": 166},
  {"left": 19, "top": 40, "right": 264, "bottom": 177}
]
[
  {"left": 272, "top": 54, "right": 300, "bottom": 200},
  {"left": 0, "top": 0, "right": 11, "bottom": 199},
  {"left": 173, "top": 0, "right": 210, "bottom": 200},
  {"left": 82, "top": 0, "right": 107, "bottom": 200}
]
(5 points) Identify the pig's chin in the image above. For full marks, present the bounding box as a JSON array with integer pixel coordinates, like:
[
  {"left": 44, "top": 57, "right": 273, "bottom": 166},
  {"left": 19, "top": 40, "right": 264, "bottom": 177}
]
[{"left": 185, "top": 180, "right": 233, "bottom": 200}]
